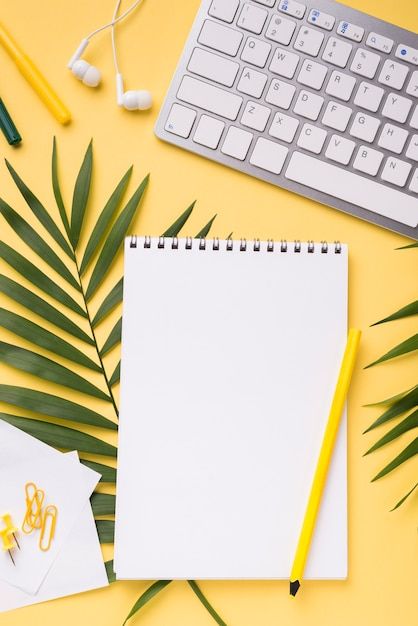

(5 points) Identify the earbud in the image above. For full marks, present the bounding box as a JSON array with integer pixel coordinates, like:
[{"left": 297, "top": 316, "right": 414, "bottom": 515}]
[
  {"left": 67, "top": 39, "right": 101, "bottom": 87},
  {"left": 116, "top": 73, "right": 152, "bottom": 111}
]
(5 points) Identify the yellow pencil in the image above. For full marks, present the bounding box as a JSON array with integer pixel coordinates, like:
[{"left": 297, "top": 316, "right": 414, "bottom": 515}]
[
  {"left": 289, "top": 328, "right": 361, "bottom": 597},
  {"left": 0, "top": 22, "right": 71, "bottom": 125}
]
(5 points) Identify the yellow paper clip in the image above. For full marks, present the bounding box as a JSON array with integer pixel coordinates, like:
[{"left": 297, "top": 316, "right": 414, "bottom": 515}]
[
  {"left": 39, "top": 505, "right": 57, "bottom": 552},
  {"left": 22, "top": 482, "right": 44, "bottom": 534},
  {"left": 0, "top": 513, "right": 20, "bottom": 565}
]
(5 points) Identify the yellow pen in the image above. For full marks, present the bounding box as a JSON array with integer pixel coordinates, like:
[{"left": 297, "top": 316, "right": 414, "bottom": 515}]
[
  {"left": 289, "top": 328, "right": 361, "bottom": 597},
  {"left": 0, "top": 22, "right": 71, "bottom": 125}
]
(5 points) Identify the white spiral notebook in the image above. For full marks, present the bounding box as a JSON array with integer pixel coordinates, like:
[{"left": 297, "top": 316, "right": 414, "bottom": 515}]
[{"left": 114, "top": 236, "right": 348, "bottom": 580}]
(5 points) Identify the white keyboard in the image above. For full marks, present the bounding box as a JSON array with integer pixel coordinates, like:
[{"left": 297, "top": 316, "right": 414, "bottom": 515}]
[{"left": 155, "top": 0, "right": 418, "bottom": 239}]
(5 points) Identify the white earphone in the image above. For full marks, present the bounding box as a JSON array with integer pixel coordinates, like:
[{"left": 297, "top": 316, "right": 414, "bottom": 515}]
[{"left": 67, "top": 0, "right": 152, "bottom": 111}]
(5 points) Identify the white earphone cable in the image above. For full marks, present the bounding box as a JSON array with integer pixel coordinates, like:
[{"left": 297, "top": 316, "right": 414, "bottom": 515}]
[
  {"left": 86, "top": 0, "right": 144, "bottom": 41},
  {"left": 111, "top": 0, "right": 123, "bottom": 74}
]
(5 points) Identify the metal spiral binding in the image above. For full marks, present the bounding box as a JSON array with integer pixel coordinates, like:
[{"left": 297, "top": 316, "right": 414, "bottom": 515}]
[{"left": 130, "top": 236, "right": 342, "bottom": 253}]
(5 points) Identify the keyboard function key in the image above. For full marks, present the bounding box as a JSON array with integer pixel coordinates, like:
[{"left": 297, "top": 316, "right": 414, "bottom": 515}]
[
  {"left": 350, "top": 112, "right": 381, "bottom": 143},
  {"left": 411, "top": 106, "right": 418, "bottom": 129},
  {"left": 382, "top": 93, "right": 413, "bottom": 124},
  {"left": 249, "top": 137, "right": 289, "bottom": 174},
  {"left": 322, "top": 37, "right": 352, "bottom": 68},
  {"left": 350, "top": 48, "right": 381, "bottom": 79},
  {"left": 278, "top": 0, "right": 306, "bottom": 19},
  {"left": 395, "top": 45, "right": 418, "bottom": 66},
  {"left": 237, "top": 3, "right": 268, "bottom": 34},
  {"left": 241, "top": 37, "right": 272, "bottom": 68},
  {"left": 193, "top": 115, "right": 225, "bottom": 149},
  {"left": 322, "top": 101, "right": 352, "bottom": 132},
  {"left": 307, "top": 9, "right": 335, "bottom": 31},
  {"left": 381, "top": 157, "right": 412, "bottom": 187},
  {"left": 354, "top": 82, "right": 384, "bottom": 112},
  {"left": 188, "top": 48, "right": 239, "bottom": 87},
  {"left": 325, "top": 70, "right": 356, "bottom": 101},
  {"left": 198, "top": 20, "right": 243, "bottom": 56},
  {"left": 297, "top": 123, "right": 327, "bottom": 154},
  {"left": 293, "top": 89, "right": 324, "bottom": 120},
  {"left": 265, "top": 15, "right": 296, "bottom": 45},
  {"left": 221, "top": 126, "right": 254, "bottom": 160},
  {"left": 265, "top": 78, "right": 296, "bottom": 109},
  {"left": 406, "top": 135, "right": 418, "bottom": 161},
  {"left": 378, "top": 123, "right": 409, "bottom": 154},
  {"left": 269, "top": 111, "right": 300, "bottom": 142},
  {"left": 294, "top": 26, "right": 324, "bottom": 57},
  {"left": 297, "top": 59, "right": 328, "bottom": 90},
  {"left": 325, "top": 134, "right": 356, "bottom": 165},
  {"left": 165, "top": 103, "right": 196, "bottom": 138},
  {"left": 237, "top": 67, "right": 268, "bottom": 97},
  {"left": 337, "top": 21, "right": 364, "bottom": 43},
  {"left": 241, "top": 100, "right": 271, "bottom": 131},
  {"left": 406, "top": 72, "right": 418, "bottom": 98},
  {"left": 410, "top": 169, "right": 418, "bottom": 193},
  {"left": 177, "top": 76, "right": 242, "bottom": 120},
  {"left": 353, "top": 146, "right": 384, "bottom": 176},
  {"left": 269, "top": 48, "right": 300, "bottom": 79},
  {"left": 378, "top": 60, "right": 409, "bottom": 91},
  {"left": 208, "top": 0, "right": 240, "bottom": 23},
  {"left": 366, "top": 32, "right": 394, "bottom": 54}
]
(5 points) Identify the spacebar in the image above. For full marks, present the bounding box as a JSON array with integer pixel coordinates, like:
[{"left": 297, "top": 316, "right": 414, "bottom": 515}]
[{"left": 285, "top": 152, "right": 418, "bottom": 228}]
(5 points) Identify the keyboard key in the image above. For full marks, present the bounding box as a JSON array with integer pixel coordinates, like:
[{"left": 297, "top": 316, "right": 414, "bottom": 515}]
[
  {"left": 294, "top": 26, "right": 324, "bottom": 57},
  {"left": 221, "top": 126, "right": 253, "bottom": 159},
  {"left": 165, "top": 103, "right": 196, "bottom": 137},
  {"left": 297, "top": 123, "right": 327, "bottom": 154},
  {"left": 269, "top": 48, "right": 300, "bottom": 79},
  {"left": 188, "top": 48, "right": 239, "bottom": 87},
  {"left": 249, "top": 137, "right": 289, "bottom": 174},
  {"left": 350, "top": 112, "right": 381, "bottom": 143},
  {"left": 378, "top": 60, "right": 409, "bottom": 90},
  {"left": 237, "top": 67, "right": 268, "bottom": 97},
  {"left": 285, "top": 152, "right": 418, "bottom": 227},
  {"left": 322, "top": 101, "right": 352, "bottom": 132},
  {"left": 265, "top": 78, "right": 296, "bottom": 109},
  {"left": 269, "top": 112, "right": 300, "bottom": 142},
  {"left": 278, "top": 0, "right": 306, "bottom": 19},
  {"left": 354, "top": 82, "right": 384, "bottom": 112},
  {"left": 237, "top": 3, "right": 268, "bottom": 34},
  {"left": 193, "top": 115, "right": 225, "bottom": 148},
  {"left": 325, "top": 135, "right": 356, "bottom": 165},
  {"left": 353, "top": 146, "right": 384, "bottom": 176},
  {"left": 382, "top": 93, "right": 413, "bottom": 124},
  {"left": 307, "top": 9, "right": 335, "bottom": 31},
  {"left": 337, "top": 21, "right": 364, "bottom": 43},
  {"left": 198, "top": 20, "right": 243, "bottom": 56},
  {"left": 411, "top": 106, "right": 418, "bottom": 129},
  {"left": 254, "top": 0, "right": 275, "bottom": 6},
  {"left": 395, "top": 45, "right": 418, "bottom": 66},
  {"left": 381, "top": 157, "right": 411, "bottom": 187},
  {"left": 241, "top": 100, "right": 271, "bottom": 131},
  {"left": 378, "top": 123, "right": 409, "bottom": 154},
  {"left": 297, "top": 59, "right": 328, "bottom": 90},
  {"left": 325, "top": 70, "right": 356, "bottom": 101},
  {"left": 177, "top": 76, "right": 242, "bottom": 120},
  {"left": 410, "top": 169, "right": 418, "bottom": 193},
  {"left": 265, "top": 15, "right": 296, "bottom": 45},
  {"left": 350, "top": 48, "right": 381, "bottom": 79},
  {"left": 322, "top": 37, "right": 352, "bottom": 68},
  {"left": 241, "top": 37, "right": 272, "bottom": 68},
  {"left": 406, "top": 135, "right": 418, "bottom": 161},
  {"left": 293, "top": 90, "right": 324, "bottom": 121},
  {"left": 406, "top": 71, "right": 418, "bottom": 98},
  {"left": 208, "top": 0, "right": 240, "bottom": 23},
  {"left": 366, "top": 32, "right": 393, "bottom": 54}
]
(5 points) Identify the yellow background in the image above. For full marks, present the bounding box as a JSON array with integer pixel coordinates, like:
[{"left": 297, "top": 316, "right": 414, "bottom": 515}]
[{"left": 0, "top": 1, "right": 417, "bottom": 625}]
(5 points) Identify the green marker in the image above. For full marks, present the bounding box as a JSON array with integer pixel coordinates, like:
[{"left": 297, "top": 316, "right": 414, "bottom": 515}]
[{"left": 0, "top": 98, "right": 21, "bottom": 145}]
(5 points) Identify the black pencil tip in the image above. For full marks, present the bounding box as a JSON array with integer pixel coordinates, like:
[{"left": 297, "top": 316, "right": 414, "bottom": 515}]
[{"left": 289, "top": 580, "right": 300, "bottom": 596}]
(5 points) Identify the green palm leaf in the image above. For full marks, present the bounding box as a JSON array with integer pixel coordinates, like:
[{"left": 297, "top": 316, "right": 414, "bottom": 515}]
[
  {"left": 0, "top": 413, "right": 117, "bottom": 457},
  {"left": 0, "top": 275, "right": 94, "bottom": 344},
  {"left": 123, "top": 580, "right": 172, "bottom": 626},
  {"left": 80, "top": 168, "right": 132, "bottom": 275},
  {"left": 0, "top": 341, "right": 110, "bottom": 401},
  {"left": 52, "top": 137, "right": 71, "bottom": 238},
  {"left": 188, "top": 581, "right": 228, "bottom": 626},
  {"left": 109, "top": 361, "right": 120, "bottom": 387},
  {"left": 162, "top": 201, "right": 195, "bottom": 237},
  {"left": 0, "top": 242, "right": 86, "bottom": 317},
  {"left": 372, "top": 438, "right": 418, "bottom": 481},
  {"left": 91, "top": 493, "right": 115, "bottom": 517},
  {"left": 100, "top": 318, "right": 121, "bottom": 357},
  {"left": 366, "top": 333, "right": 418, "bottom": 368},
  {"left": 372, "top": 300, "right": 418, "bottom": 326},
  {"left": 96, "top": 520, "right": 115, "bottom": 543},
  {"left": 81, "top": 460, "right": 116, "bottom": 483},
  {"left": 5, "top": 159, "right": 74, "bottom": 259},
  {"left": 0, "top": 309, "right": 100, "bottom": 372},
  {"left": 86, "top": 175, "right": 149, "bottom": 300},
  {"left": 0, "top": 385, "right": 116, "bottom": 430},
  {"left": 391, "top": 483, "right": 418, "bottom": 511},
  {"left": 397, "top": 242, "right": 418, "bottom": 249},
  {"left": 364, "top": 386, "right": 418, "bottom": 433},
  {"left": 92, "top": 278, "right": 123, "bottom": 327},
  {"left": 364, "top": 385, "right": 417, "bottom": 408},
  {"left": 0, "top": 199, "right": 80, "bottom": 291},
  {"left": 70, "top": 140, "right": 93, "bottom": 249},
  {"left": 195, "top": 215, "right": 216, "bottom": 239},
  {"left": 105, "top": 560, "right": 116, "bottom": 583},
  {"left": 365, "top": 410, "right": 418, "bottom": 455}
]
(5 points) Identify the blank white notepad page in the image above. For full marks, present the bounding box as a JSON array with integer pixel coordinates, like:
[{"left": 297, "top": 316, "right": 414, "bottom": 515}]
[{"left": 115, "top": 238, "right": 348, "bottom": 580}]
